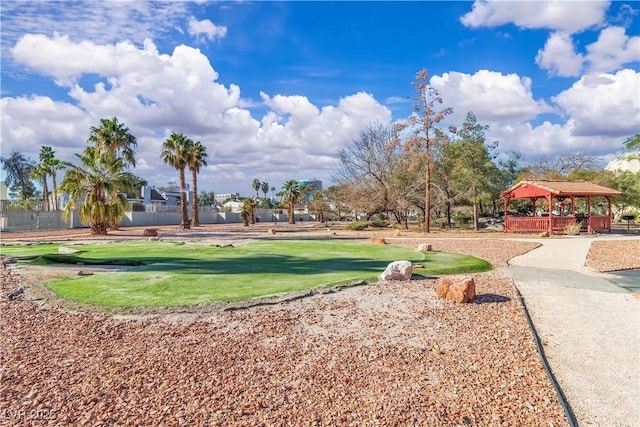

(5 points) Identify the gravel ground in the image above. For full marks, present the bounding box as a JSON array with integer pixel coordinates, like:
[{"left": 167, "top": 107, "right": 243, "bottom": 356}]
[
  {"left": 585, "top": 239, "right": 640, "bottom": 272},
  {"left": 1, "top": 266, "right": 568, "bottom": 426},
  {"left": 0, "top": 225, "right": 635, "bottom": 425}
]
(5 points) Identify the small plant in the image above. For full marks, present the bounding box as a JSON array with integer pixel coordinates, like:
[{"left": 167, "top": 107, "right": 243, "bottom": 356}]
[
  {"left": 563, "top": 221, "right": 582, "bottom": 236},
  {"left": 345, "top": 220, "right": 371, "bottom": 231}
]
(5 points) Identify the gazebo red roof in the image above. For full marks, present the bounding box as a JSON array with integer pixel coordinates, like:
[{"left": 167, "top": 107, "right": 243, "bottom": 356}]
[{"left": 499, "top": 180, "right": 621, "bottom": 199}]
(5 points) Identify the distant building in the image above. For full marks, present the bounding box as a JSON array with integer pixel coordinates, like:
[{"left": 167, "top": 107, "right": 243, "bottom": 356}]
[
  {"left": 215, "top": 193, "right": 240, "bottom": 204},
  {"left": 298, "top": 179, "right": 322, "bottom": 201},
  {"left": 0, "top": 183, "right": 7, "bottom": 200}
]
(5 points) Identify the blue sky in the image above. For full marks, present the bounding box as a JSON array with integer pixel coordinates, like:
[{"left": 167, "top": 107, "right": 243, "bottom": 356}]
[{"left": 1, "top": 1, "right": 639, "bottom": 196}]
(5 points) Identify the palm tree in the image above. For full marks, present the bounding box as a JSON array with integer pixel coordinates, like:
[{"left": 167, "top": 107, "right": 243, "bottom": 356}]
[
  {"left": 161, "top": 132, "right": 192, "bottom": 229},
  {"left": 261, "top": 181, "right": 270, "bottom": 206},
  {"left": 88, "top": 116, "right": 137, "bottom": 167},
  {"left": 60, "top": 146, "right": 135, "bottom": 235},
  {"left": 252, "top": 178, "right": 261, "bottom": 199},
  {"left": 239, "top": 198, "right": 252, "bottom": 226},
  {"left": 279, "top": 180, "right": 301, "bottom": 224},
  {"left": 88, "top": 117, "right": 137, "bottom": 229},
  {"left": 187, "top": 141, "right": 208, "bottom": 226},
  {"left": 31, "top": 163, "right": 50, "bottom": 211},
  {"left": 38, "top": 146, "right": 64, "bottom": 210},
  {"left": 244, "top": 197, "right": 257, "bottom": 224}
]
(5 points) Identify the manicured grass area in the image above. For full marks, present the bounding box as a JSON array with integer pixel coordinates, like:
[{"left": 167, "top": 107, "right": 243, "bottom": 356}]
[{"left": 1, "top": 240, "right": 491, "bottom": 307}]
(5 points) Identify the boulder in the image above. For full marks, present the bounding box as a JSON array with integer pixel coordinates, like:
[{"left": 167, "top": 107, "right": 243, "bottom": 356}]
[
  {"left": 436, "top": 277, "right": 476, "bottom": 303},
  {"left": 418, "top": 243, "right": 432, "bottom": 251},
  {"left": 367, "top": 238, "right": 386, "bottom": 244},
  {"left": 143, "top": 228, "right": 158, "bottom": 236},
  {"left": 380, "top": 261, "right": 413, "bottom": 281}
]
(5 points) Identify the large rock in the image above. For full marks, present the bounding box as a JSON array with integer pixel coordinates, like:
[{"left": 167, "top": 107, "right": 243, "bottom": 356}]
[
  {"left": 143, "top": 228, "right": 158, "bottom": 236},
  {"left": 367, "top": 238, "right": 386, "bottom": 244},
  {"left": 380, "top": 261, "right": 413, "bottom": 281},
  {"left": 436, "top": 277, "right": 476, "bottom": 303},
  {"left": 418, "top": 243, "right": 432, "bottom": 251}
]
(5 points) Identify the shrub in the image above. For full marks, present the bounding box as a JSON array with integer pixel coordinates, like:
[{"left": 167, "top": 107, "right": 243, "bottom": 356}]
[
  {"left": 563, "top": 221, "right": 582, "bottom": 236},
  {"left": 453, "top": 212, "right": 473, "bottom": 225},
  {"left": 346, "top": 221, "right": 371, "bottom": 231}
]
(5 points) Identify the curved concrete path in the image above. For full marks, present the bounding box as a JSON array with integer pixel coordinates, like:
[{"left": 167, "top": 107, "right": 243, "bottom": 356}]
[{"left": 509, "top": 235, "right": 640, "bottom": 427}]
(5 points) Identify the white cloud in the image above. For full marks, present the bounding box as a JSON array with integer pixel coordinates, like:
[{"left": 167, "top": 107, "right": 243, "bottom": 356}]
[
  {"left": 429, "top": 70, "right": 553, "bottom": 125},
  {"left": 187, "top": 17, "right": 227, "bottom": 43},
  {"left": 11, "top": 34, "right": 169, "bottom": 85},
  {"left": 585, "top": 26, "right": 640, "bottom": 72},
  {"left": 2, "top": 34, "right": 393, "bottom": 194},
  {"left": 1, "top": 95, "right": 91, "bottom": 160},
  {"left": 535, "top": 32, "right": 585, "bottom": 77},
  {"left": 489, "top": 119, "right": 619, "bottom": 161},
  {"left": 460, "top": 0, "right": 609, "bottom": 34},
  {"left": 1, "top": 1, "right": 190, "bottom": 47},
  {"left": 552, "top": 69, "right": 640, "bottom": 137}
]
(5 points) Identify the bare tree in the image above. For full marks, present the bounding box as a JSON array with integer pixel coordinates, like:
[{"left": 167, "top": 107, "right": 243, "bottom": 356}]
[{"left": 401, "top": 69, "right": 453, "bottom": 233}]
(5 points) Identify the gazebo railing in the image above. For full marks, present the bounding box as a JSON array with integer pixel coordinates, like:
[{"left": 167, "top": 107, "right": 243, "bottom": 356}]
[
  {"left": 506, "top": 215, "right": 611, "bottom": 233},
  {"left": 589, "top": 216, "right": 610, "bottom": 231},
  {"left": 505, "top": 216, "right": 550, "bottom": 232}
]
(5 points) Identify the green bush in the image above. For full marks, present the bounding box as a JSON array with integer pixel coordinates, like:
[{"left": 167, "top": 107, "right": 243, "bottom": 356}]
[
  {"left": 345, "top": 221, "right": 371, "bottom": 231},
  {"left": 453, "top": 212, "right": 473, "bottom": 225},
  {"left": 370, "top": 220, "right": 389, "bottom": 228}
]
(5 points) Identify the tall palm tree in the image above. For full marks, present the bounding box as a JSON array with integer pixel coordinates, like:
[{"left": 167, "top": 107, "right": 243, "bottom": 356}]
[
  {"left": 187, "top": 141, "right": 208, "bottom": 226},
  {"left": 38, "top": 146, "right": 63, "bottom": 210},
  {"left": 279, "top": 180, "right": 301, "bottom": 224},
  {"left": 60, "top": 146, "right": 135, "bottom": 235},
  {"left": 88, "top": 116, "right": 137, "bottom": 167},
  {"left": 161, "top": 132, "right": 192, "bottom": 229},
  {"left": 252, "top": 178, "right": 261, "bottom": 199},
  {"left": 261, "top": 181, "right": 270, "bottom": 206},
  {"left": 87, "top": 117, "right": 137, "bottom": 229}
]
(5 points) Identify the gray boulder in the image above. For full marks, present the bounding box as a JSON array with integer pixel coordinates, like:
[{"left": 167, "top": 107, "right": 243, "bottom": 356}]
[{"left": 380, "top": 261, "right": 414, "bottom": 281}]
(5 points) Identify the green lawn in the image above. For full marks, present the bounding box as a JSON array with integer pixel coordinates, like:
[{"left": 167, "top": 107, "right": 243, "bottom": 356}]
[{"left": 1, "top": 240, "right": 491, "bottom": 307}]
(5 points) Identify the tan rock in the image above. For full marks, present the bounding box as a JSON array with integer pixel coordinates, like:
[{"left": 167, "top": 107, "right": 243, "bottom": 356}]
[
  {"left": 267, "top": 228, "right": 277, "bottom": 235},
  {"left": 367, "top": 238, "right": 386, "bottom": 244},
  {"left": 436, "top": 277, "right": 476, "bottom": 303},
  {"left": 418, "top": 243, "right": 432, "bottom": 251}
]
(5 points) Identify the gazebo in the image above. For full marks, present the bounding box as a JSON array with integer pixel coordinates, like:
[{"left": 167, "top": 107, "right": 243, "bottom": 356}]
[{"left": 499, "top": 180, "right": 621, "bottom": 234}]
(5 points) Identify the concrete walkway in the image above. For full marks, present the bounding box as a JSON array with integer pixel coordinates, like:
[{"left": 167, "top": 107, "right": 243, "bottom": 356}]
[{"left": 509, "top": 236, "right": 640, "bottom": 427}]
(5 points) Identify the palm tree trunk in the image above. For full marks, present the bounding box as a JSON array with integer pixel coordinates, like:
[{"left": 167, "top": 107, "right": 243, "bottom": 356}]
[
  {"left": 41, "top": 178, "right": 50, "bottom": 211},
  {"left": 51, "top": 173, "right": 58, "bottom": 210},
  {"left": 191, "top": 168, "right": 200, "bottom": 226},
  {"left": 179, "top": 168, "right": 190, "bottom": 229},
  {"left": 289, "top": 201, "right": 295, "bottom": 224},
  {"left": 109, "top": 190, "right": 120, "bottom": 230}
]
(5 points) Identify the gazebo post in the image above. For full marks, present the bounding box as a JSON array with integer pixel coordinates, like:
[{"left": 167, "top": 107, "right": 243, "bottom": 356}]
[
  {"left": 587, "top": 195, "right": 592, "bottom": 233},
  {"left": 547, "top": 193, "right": 553, "bottom": 235},
  {"left": 607, "top": 196, "right": 612, "bottom": 232},
  {"left": 503, "top": 197, "right": 509, "bottom": 232}
]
